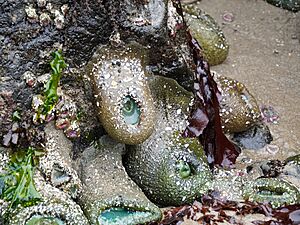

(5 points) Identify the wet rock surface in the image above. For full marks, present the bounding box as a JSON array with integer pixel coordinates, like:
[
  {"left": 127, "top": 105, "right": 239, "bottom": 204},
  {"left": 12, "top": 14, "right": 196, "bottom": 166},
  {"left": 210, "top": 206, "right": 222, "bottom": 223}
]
[
  {"left": 266, "top": 0, "right": 300, "bottom": 12},
  {"left": 0, "top": 0, "right": 165, "bottom": 122},
  {"left": 279, "top": 155, "right": 300, "bottom": 190},
  {"left": 0, "top": 0, "right": 111, "bottom": 151},
  {"left": 0, "top": 0, "right": 111, "bottom": 81}
]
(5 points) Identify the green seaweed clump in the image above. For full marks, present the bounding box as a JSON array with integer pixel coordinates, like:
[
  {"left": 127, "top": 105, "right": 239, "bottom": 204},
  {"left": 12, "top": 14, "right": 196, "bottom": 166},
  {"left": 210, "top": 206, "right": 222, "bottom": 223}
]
[
  {"left": 0, "top": 147, "right": 43, "bottom": 209},
  {"left": 33, "top": 50, "right": 67, "bottom": 122},
  {"left": 43, "top": 51, "right": 67, "bottom": 114}
]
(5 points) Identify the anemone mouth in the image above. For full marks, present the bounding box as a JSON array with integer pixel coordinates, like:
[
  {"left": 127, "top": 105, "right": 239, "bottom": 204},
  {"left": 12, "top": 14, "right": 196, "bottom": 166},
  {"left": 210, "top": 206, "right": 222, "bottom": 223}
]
[
  {"left": 121, "top": 95, "right": 141, "bottom": 126},
  {"left": 175, "top": 160, "right": 197, "bottom": 179},
  {"left": 253, "top": 181, "right": 294, "bottom": 200},
  {"left": 256, "top": 186, "right": 286, "bottom": 197},
  {"left": 172, "top": 151, "right": 207, "bottom": 180},
  {"left": 26, "top": 215, "right": 65, "bottom": 225},
  {"left": 243, "top": 178, "right": 300, "bottom": 208},
  {"left": 147, "top": 152, "right": 212, "bottom": 206},
  {"left": 98, "top": 207, "right": 155, "bottom": 225}
]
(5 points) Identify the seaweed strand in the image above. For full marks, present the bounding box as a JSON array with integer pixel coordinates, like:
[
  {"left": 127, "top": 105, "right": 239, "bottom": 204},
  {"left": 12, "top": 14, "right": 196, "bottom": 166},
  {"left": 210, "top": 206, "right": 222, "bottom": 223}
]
[{"left": 171, "top": 0, "right": 240, "bottom": 167}]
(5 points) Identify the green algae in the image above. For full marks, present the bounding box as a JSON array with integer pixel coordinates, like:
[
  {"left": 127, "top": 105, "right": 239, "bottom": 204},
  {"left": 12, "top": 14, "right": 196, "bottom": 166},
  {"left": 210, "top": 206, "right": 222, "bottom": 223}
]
[
  {"left": 33, "top": 50, "right": 67, "bottom": 123},
  {"left": 0, "top": 147, "right": 43, "bottom": 210},
  {"left": 43, "top": 51, "right": 67, "bottom": 113}
]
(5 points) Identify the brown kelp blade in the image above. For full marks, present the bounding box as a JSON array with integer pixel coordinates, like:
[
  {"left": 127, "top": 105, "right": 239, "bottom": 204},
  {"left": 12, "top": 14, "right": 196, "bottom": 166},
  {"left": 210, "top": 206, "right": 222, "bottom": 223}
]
[{"left": 171, "top": 0, "right": 240, "bottom": 167}]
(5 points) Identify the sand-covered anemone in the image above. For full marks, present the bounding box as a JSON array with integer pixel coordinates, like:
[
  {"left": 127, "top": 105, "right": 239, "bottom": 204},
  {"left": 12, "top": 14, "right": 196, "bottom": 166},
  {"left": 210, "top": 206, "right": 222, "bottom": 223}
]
[
  {"left": 77, "top": 135, "right": 162, "bottom": 225},
  {"left": 0, "top": 147, "right": 88, "bottom": 225},
  {"left": 184, "top": 6, "right": 229, "bottom": 66},
  {"left": 213, "top": 72, "right": 261, "bottom": 133},
  {"left": 243, "top": 178, "right": 300, "bottom": 208},
  {"left": 38, "top": 123, "right": 82, "bottom": 199},
  {"left": 211, "top": 167, "right": 300, "bottom": 208},
  {"left": 9, "top": 171, "right": 88, "bottom": 225},
  {"left": 87, "top": 42, "right": 156, "bottom": 145},
  {"left": 124, "top": 76, "right": 212, "bottom": 206},
  {"left": 125, "top": 133, "right": 212, "bottom": 206}
]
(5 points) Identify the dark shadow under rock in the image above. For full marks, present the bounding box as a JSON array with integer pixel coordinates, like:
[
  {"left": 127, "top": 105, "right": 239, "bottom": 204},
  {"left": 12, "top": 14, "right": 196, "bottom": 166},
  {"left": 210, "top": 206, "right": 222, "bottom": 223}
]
[
  {"left": 246, "top": 160, "right": 284, "bottom": 179},
  {"left": 279, "top": 154, "right": 300, "bottom": 190},
  {"left": 232, "top": 122, "right": 273, "bottom": 150}
]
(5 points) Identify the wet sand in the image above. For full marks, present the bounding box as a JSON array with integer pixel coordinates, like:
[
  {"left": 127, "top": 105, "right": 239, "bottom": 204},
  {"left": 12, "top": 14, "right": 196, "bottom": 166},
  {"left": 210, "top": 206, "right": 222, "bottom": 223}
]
[{"left": 199, "top": 0, "right": 300, "bottom": 162}]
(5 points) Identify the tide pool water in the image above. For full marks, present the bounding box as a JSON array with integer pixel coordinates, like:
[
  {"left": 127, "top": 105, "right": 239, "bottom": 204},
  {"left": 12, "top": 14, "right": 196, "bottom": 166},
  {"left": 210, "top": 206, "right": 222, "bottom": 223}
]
[{"left": 98, "top": 207, "right": 153, "bottom": 225}]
